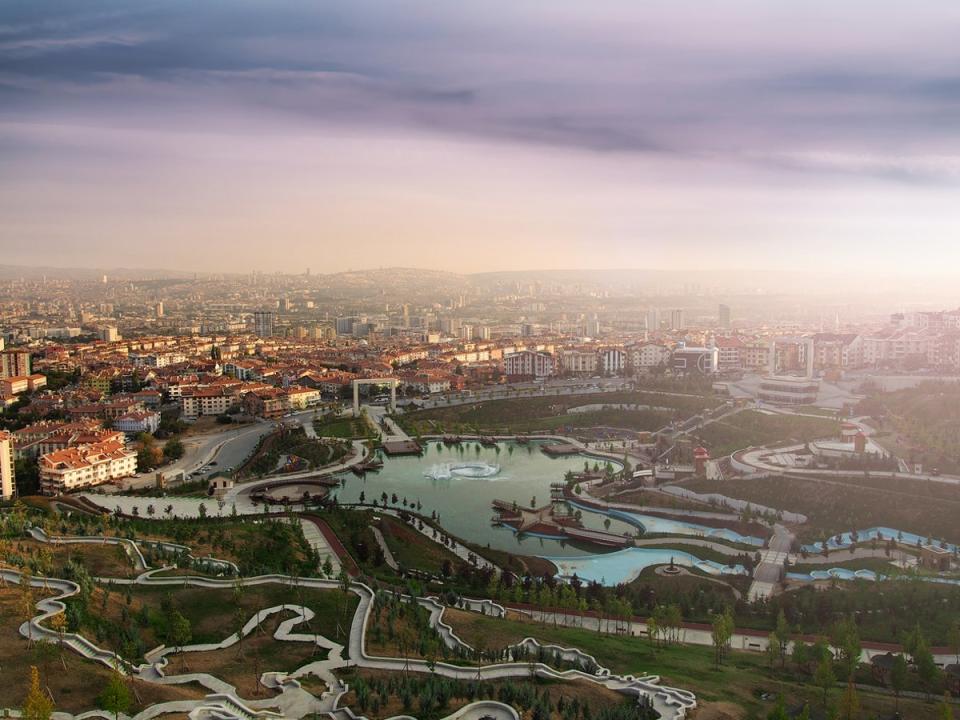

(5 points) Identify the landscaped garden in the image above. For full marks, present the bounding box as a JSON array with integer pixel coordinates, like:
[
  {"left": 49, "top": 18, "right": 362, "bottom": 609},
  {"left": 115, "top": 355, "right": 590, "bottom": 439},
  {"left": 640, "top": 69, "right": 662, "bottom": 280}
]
[
  {"left": 397, "top": 390, "right": 722, "bottom": 436},
  {"left": 690, "top": 410, "right": 838, "bottom": 457}
]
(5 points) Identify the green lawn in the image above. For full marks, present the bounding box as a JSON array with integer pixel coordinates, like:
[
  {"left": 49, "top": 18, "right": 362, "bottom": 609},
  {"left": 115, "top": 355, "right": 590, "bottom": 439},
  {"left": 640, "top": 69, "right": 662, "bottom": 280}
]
[
  {"left": 442, "top": 610, "right": 940, "bottom": 719},
  {"left": 691, "top": 410, "right": 838, "bottom": 456},
  {"left": 128, "top": 582, "right": 357, "bottom": 644},
  {"left": 314, "top": 415, "right": 374, "bottom": 439},
  {"left": 398, "top": 390, "right": 718, "bottom": 435},
  {"left": 377, "top": 515, "right": 464, "bottom": 574}
]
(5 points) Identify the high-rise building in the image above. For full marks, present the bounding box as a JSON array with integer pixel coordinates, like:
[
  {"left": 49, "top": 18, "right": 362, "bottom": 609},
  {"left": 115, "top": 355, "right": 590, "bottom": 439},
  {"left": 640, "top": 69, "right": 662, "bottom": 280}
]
[
  {"left": 278, "top": 298, "right": 291, "bottom": 312},
  {"left": 669, "top": 309, "right": 686, "bottom": 331},
  {"left": 99, "top": 326, "right": 120, "bottom": 342},
  {"left": 155, "top": 301, "right": 165, "bottom": 318},
  {"left": 460, "top": 324, "right": 474, "bottom": 341},
  {"left": 646, "top": 308, "right": 661, "bottom": 332},
  {"left": 585, "top": 315, "right": 601, "bottom": 337},
  {"left": 0, "top": 349, "right": 31, "bottom": 379},
  {"left": 253, "top": 310, "right": 275, "bottom": 337},
  {"left": 336, "top": 316, "right": 357, "bottom": 335},
  {"left": 0, "top": 431, "right": 14, "bottom": 500},
  {"left": 439, "top": 317, "right": 461, "bottom": 335},
  {"left": 477, "top": 326, "right": 492, "bottom": 340},
  {"left": 718, "top": 304, "right": 731, "bottom": 329}
]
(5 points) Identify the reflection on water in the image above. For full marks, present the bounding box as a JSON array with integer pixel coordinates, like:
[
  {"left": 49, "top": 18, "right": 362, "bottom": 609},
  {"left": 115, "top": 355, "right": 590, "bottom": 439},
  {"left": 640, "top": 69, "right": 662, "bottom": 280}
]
[
  {"left": 545, "top": 547, "right": 748, "bottom": 585},
  {"left": 335, "top": 440, "right": 615, "bottom": 557}
]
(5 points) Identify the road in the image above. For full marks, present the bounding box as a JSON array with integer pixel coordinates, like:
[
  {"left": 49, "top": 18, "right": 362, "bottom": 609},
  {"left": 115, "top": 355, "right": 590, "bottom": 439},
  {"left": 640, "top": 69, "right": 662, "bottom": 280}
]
[{"left": 116, "top": 421, "right": 275, "bottom": 491}]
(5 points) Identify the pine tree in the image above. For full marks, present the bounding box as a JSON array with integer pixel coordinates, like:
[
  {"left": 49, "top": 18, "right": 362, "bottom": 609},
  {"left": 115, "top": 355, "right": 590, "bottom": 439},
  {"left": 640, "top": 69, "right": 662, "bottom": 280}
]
[
  {"left": 22, "top": 666, "right": 53, "bottom": 720},
  {"left": 98, "top": 669, "right": 132, "bottom": 720},
  {"left": 814, "top": 656, "right": 836, "bottom": 708},
  {"left": 837, "top": 677, "right": 860, "bottom": 720}
]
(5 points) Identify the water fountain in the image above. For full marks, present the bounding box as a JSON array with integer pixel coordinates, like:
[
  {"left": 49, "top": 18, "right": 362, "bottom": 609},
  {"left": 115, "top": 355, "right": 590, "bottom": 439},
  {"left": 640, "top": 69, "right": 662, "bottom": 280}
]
[{"left": 424, "top": 461, "right": 501, "bottom": 480}]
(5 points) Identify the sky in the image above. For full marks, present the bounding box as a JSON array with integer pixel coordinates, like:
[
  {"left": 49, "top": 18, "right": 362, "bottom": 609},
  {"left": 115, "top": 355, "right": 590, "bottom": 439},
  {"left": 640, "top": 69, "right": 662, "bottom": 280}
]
[{"left": 1, "top": 1, "right": 960, "bottom": 276}]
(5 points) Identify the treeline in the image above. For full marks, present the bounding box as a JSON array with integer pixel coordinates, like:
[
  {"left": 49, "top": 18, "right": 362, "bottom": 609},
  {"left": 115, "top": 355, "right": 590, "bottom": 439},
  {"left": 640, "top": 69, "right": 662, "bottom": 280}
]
[{"left": 348, "top": 673, "right": 655, "bottom": 720}]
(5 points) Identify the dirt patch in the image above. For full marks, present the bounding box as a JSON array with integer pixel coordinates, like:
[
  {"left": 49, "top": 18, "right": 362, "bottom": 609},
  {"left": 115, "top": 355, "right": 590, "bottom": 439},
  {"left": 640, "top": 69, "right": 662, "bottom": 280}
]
[
  {"left": 178, "top": 613, "right": 325, "bottom": 699},
  {"left": 0, "top": 590, "right": 205, "bottom": 713},
  {"left": 692, "top": 701, "right": 746, "bottom": 720},
  {"left": 12, "top": 538, "right": 139, "bottom": 578}
]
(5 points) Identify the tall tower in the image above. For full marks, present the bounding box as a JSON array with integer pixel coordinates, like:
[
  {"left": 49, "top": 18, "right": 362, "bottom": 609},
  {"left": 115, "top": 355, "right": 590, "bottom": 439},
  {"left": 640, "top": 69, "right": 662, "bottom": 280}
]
[
  {"left": 718, "top": 304, "right": 731, "bottom": 329},
  {"left": 254, "top": 310, "right": 275, "bottom": 338},
  {"left": 0, "top": 431, "right": 15, "bottom": 500},
  {"left": 669, "top": 308, "right": 685, "bottom": 331}
]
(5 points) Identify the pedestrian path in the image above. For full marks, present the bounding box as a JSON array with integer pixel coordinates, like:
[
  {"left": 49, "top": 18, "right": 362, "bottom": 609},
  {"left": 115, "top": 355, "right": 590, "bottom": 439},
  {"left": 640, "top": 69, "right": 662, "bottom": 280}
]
[{"left": 11, "top": 530, "right": 698, "bottom": 720}]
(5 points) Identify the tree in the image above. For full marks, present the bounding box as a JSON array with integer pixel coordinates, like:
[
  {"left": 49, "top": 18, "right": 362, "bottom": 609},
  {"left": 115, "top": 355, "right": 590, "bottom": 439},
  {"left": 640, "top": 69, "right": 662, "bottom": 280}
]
[
  {"left": 814, "top": 656, "right": 836, "bottom": 708},
  {"left": 773, "top": 610, "right": 791, "bottom": 668},
  {"left": 766, "top": 632, "right": 782, "bottom": 668},
  {"left": 163, "top": 437, "right": 185, "bottom": 461},
  {"left": 949, "top": 619, "right": 960, "bottom": 665},
  {"left": 169, "top": 611, "right": 193, "bottom": 669},
  {"left": 19, "top": 571, "right": 35, "bottom": 645},
  {"left": 831, "top": 617, "right": 861, "bottom": 680},
  {"left": 837, "top": 678, "right": 860, "bottom": 720},
  {"left": 890, "top": 654, "right": 908, "bottom": 712},
  {"left": 49, "top": 611, "right": 68, "bottom": 657},
  {"left": 915, "top": 637, "right": 941, "bottom": 700},
  {"left": 232, "top": 581, "right": 246, "bottom": 658},
  {"left": 98, "top": 669, "right": 132, "bottom": 720},
  {"left": 766, "top": 695, "right": 788, "bottom": 720},
  {"left": 939, "top": 692, "right": 955, "bottom": 720},
  {"left": 22, "top": 666, "right": 54, "bottom": 720},
  {"left": 711, "top": 612, "right": 732, "bottom": 668}
]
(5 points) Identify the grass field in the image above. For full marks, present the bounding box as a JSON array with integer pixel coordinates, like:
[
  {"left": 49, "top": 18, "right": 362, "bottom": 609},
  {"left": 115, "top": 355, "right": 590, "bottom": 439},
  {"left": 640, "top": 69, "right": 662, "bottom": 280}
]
[
  {"left": 129, "top": 583, "right": 356, "bottom": 644},
  {"left": 68, "top": 582, "right": 357, "bottom": 662},
  {"left": 377, "top": 515, "right": 464, "bottom": 575},
  {"left": 398, "top": 391, "right": 721, "bottom": 436},
  {"left": 858, "top": 381, "right": 960, "bottom": 475},
  {"left": 684, "top": 474, "right": 960, "bottom": 543},
  {"left": 314, "top": 415, "right": 374, "bottom": 439},
  {"left": 11, "top": 538, "right": 139, "bottom": 578},
  {"left": 788, "top": 557, "right": 900, "bottom": 574},
  {"left": 174, "top": 612, "right": 328, "bottom": 698},
  {"left": 0, "top": 590, "right": 207, "bottom": 713},
  {"left": 337, "top": 668, "right": 629, "bottom": 720},
  {"left": 690, "top": 410, "right": 837, "bottom": 456},
  {"left": 441, "top": 608, "right": 941, "bottom": 720}
]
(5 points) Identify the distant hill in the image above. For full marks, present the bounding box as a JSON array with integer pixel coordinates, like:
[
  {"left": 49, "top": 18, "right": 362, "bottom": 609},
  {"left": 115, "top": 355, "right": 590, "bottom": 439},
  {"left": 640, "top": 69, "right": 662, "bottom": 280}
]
[{"left": 0, "top": 264, "right": 196, "bottom": 281}]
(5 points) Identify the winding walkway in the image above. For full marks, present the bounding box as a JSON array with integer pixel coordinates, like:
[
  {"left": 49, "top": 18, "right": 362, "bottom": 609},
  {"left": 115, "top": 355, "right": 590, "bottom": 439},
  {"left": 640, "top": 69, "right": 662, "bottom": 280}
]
[{"left": 7, "top": 530, "right": 698, "bottom": 720}]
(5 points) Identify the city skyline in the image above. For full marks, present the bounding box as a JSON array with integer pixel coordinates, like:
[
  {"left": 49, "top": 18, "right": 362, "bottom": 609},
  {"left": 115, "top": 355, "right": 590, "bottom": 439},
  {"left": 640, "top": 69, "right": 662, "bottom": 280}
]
[{"left": 3, "top": 1, "right": 960, "bottom": 274}]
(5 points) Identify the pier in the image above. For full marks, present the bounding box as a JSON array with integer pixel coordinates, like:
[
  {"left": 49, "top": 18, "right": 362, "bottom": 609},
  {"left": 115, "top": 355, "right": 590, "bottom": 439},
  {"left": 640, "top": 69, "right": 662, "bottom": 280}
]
[{"left": 491, "top": 498, "right": 635, "bottom": 548}]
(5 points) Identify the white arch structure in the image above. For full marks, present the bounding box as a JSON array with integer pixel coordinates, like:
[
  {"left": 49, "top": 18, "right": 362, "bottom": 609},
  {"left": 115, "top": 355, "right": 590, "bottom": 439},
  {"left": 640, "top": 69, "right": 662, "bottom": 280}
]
[{"left": 352, "top": 377, "right": 398, "bottom": 414}]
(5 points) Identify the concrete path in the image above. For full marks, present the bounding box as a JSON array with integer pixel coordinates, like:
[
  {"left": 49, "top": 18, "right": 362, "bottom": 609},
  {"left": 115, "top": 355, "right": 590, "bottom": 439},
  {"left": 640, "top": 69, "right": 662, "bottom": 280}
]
[
  {"left": 6, "top": 533, "right": 697, "bottom": 720},
  {"left": 747, "top": 524, "right": 793, "bottom": 601},
  {"left": 296, "top": 517, "right": 342, "bottom": 576},
  {"left": 369, "top": 526, "right": 399, "bottom": 571}
]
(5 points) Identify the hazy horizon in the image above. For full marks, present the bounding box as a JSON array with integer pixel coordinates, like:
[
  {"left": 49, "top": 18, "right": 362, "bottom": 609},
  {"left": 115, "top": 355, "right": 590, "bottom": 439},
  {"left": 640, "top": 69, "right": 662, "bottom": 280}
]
[{"left": 3, "top": 1, "right": 960, "bottom": 274}]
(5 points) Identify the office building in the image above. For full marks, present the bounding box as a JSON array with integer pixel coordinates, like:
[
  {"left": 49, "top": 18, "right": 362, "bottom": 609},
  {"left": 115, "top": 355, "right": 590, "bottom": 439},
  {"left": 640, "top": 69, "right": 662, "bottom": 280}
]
[
  {"left": 718, "top": 304, "right": 731, "bottom": 329},
  {"left": 646, "top": 308, "right": 661, "bottom": 332},
  {"left": 254, "top": 310, "right": 275, "bottom": 337},
  {"left": 669, "top": 309, "right": 686, "bottom": 331}
]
